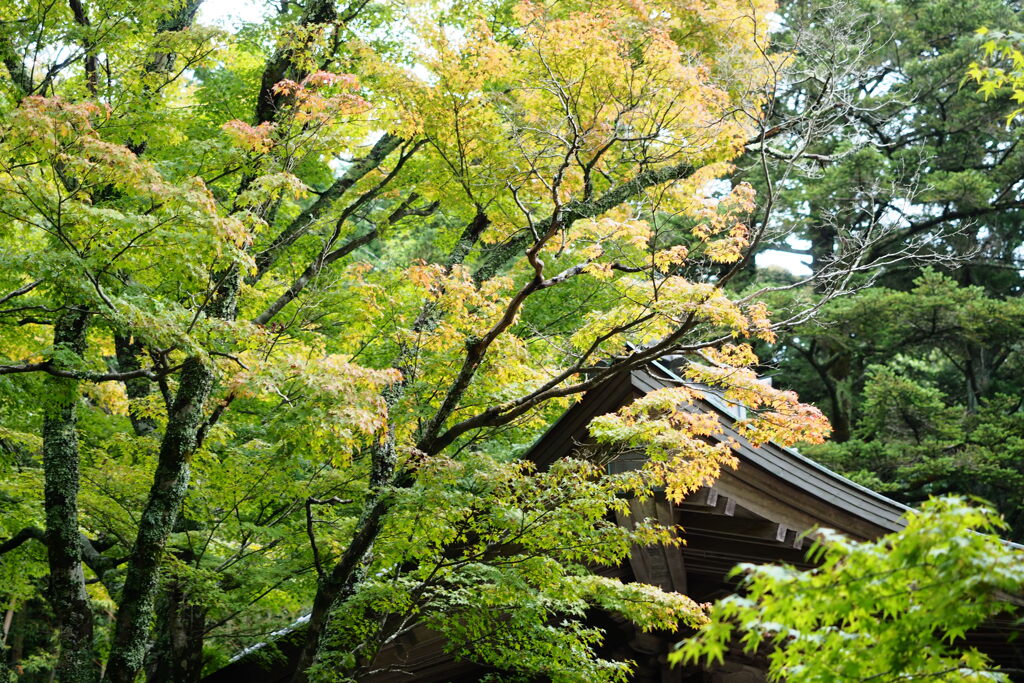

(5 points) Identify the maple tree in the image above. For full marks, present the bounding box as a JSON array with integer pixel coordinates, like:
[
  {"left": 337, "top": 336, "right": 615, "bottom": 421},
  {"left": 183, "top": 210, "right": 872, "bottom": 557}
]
[
  {"left": 675, "top": 497, "right": 1024, "bottom": 681},
  {"left": 969, "top": 28, "right": 1024, "bottom": 126},
  {"left": 0, "top": 0, "right": 913, "bottom": 680}
]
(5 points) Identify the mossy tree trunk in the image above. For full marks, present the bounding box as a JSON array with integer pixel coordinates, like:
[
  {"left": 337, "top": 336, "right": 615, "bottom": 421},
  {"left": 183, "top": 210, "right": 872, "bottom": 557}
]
[
  {"left": 42, "top": 310, "right": 98, "bottom": 683},
  {"left": 104, "top": 356, "right": 214, "bottom": 683},
  {"left": 146, "top": 576, "right": 207, "bottom": 683},
  {"left": 106, "top": 276, "right": 237, "bottom": 683}
]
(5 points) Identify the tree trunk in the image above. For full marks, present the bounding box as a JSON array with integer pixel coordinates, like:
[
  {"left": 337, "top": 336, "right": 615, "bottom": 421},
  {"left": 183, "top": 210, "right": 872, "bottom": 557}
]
[
  {"left": 290, "top": 457, "right": 395, "bottom": 683},
  {"left": 106, "top": 266, "right": 240, "bottom": 683},
  {"left": 114, "top": 335, "right": 156, "bottom": 436},
  {"left": 42, "top": 311, "right": 99, "bottom": 683},
  {"left": 825, "top": 376, "right": 853, "bottom": 444},
  {"left": 809, "top": 222, "right": 835, "bottom": 287},
  {"left": 147, "top": 580, "right": 207, "bottom": 683},
  {"left": 964, "top": 341, "right": 990, "bottom": 413},
  {"left": 105, "top": 356, "right": 214, "bottom": 683},
  {"left": 5, "top": 607, "right": 26, "bottom": 676}
]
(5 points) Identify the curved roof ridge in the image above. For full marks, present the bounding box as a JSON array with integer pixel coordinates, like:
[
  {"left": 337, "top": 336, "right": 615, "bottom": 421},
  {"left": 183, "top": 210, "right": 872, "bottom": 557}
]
[{"left": 643, "top": 358, "right": 910, "bottom": 530}]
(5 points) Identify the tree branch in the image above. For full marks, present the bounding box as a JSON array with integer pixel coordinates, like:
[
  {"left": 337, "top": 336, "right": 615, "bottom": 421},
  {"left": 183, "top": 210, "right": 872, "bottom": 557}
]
[
  {"left": 67, "top": 0, "right": 98, "bottom": 95},
  {"left": 0, "top": 279, "right": 42, "bottom": 307},
  {"left": 252, "top": 141, "right": 426, "bottom": 326},
  {"left": 0, "top": 360, "right": 181, "bottom": 382},
  {"left": 474, "top": 157, "right": 697, "bottom": 281},
  {"left": 249, "top": 133, "right": 405, "bottom": 283},
  {"left": 0, "top": 526, "right": 44, "bottom": 555}
]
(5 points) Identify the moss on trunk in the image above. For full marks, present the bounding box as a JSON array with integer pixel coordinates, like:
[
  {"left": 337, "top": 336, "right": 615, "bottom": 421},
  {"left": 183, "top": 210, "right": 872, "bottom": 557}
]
[{"left": 42, "top": 311, "right": 98, "bottom": 683}]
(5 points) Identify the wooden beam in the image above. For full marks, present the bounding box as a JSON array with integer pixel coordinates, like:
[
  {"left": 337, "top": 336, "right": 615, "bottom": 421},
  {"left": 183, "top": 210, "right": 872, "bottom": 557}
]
[
  {"left": 714, "top": 495, "right": 736, "bottom": 517},
  {"left": 679, "top": 511, "right": 788, "bottom": 544},
  {"left": 677, "top": 487, "right": 735, "bottom": 518},
  {"left": 656, "top": 499, "right": 687, "bottom": 593},
  {"left": 616, "top": 499, "right": 691, "bottom": 593},
  {"left": 678, "top": 487, "right": 719, "bottom": 509},
  {"left": 681, "top": 535, "right": 812, "bottom": 573}
]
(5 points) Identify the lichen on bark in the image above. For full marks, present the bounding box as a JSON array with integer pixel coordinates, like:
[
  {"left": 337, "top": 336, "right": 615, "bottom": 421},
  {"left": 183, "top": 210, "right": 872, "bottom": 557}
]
[{"left": 42, "top": 310, "right": 99, "bottom": 683}]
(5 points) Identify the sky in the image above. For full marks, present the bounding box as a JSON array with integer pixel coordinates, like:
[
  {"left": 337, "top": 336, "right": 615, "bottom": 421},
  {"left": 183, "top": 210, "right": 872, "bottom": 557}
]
[
  {"left": 199, "top": 0, "right": 265, "bottom": 28},
  {"left": 757, "top": 246, "right": 812, "bottom": 275}
]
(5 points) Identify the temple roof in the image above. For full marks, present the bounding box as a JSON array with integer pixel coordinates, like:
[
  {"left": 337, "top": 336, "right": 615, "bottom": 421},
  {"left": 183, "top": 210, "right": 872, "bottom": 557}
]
[{"left": 530, "top": 360, "right": 908, "bottom": 540}]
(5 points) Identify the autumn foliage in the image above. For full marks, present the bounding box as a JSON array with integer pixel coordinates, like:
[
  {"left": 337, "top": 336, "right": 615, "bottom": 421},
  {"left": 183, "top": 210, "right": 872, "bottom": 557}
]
[{"left": 0, "top": 0, "right": 847, "bottom": 679}]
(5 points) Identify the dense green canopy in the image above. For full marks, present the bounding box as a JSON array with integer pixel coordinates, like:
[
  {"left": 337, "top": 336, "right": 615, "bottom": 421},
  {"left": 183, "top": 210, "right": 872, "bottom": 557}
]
[{"left": 0, "top": 0, "right": 1022, "bottom": 680}]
